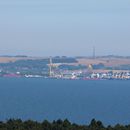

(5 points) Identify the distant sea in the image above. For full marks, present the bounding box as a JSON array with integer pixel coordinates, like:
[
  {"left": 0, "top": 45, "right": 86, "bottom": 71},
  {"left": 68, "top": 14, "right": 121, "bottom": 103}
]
[{"left": 0, "top": 78, "right": 130, "bottom": 125}]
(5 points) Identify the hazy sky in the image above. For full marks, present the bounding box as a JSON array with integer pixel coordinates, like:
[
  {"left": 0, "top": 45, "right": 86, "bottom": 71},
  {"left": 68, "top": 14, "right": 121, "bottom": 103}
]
[{"left": 0, "top": 0, "right": 130, "bottom": 56}]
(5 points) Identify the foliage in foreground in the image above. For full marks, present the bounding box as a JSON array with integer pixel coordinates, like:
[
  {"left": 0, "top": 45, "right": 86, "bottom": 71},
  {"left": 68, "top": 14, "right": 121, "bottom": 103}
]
[{"left": 0, "top": 118, "right": 130, "bottom": 130}]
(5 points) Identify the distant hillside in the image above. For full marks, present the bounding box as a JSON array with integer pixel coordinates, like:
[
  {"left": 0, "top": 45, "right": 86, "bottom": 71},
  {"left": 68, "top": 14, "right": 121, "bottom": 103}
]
[
  {"left": 1, "top": 56, "right": 130, "bottom": 69},
  {"left": 77, "top": 57, "right": 130, "bottom": 67},
  {"left": 0, "top": 56, "right": 78, "bottom": 63},
  {"left": 0, "top": 57, "right": 25, "bottom": 63}
]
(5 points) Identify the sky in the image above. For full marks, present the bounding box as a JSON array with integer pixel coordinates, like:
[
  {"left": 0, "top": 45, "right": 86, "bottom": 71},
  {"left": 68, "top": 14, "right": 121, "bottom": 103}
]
[{"left": 0, "top": 0, "right": 130, "bottom": 56}]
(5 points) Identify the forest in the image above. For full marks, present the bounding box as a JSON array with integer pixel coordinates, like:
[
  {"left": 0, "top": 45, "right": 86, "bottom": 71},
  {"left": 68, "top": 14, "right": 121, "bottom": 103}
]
[{"left": 0, "top": 119, "right": 129, "bottom": 130}]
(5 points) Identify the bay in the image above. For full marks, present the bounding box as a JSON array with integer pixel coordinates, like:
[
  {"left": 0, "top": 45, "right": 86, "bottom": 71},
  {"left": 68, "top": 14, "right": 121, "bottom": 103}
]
[{"left": 0, "top": 78, "right": 130, "bottom": 125}]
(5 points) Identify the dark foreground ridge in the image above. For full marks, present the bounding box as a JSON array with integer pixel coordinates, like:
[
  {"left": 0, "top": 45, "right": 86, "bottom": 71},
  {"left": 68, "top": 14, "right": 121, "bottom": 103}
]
[{"left": 0, "top": 119, "right": 130, "bottom": 130}]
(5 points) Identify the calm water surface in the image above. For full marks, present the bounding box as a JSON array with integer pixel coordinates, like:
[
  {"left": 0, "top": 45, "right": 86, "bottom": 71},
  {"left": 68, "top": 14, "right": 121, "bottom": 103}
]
[{"left": 0, "top": 78, "right": 130, "bottom": 125}]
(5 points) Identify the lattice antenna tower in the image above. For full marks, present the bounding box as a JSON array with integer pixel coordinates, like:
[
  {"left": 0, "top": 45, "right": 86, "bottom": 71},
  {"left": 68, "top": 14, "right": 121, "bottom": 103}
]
[{"left": 49, "top": 56, "right": 53, "bottom": 77}]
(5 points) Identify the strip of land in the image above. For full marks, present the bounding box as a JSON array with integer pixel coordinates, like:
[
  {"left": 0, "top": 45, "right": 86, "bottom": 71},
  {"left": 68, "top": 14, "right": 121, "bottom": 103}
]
[{"left": 0, "top": 56, "right": 130, "bottom": 79}]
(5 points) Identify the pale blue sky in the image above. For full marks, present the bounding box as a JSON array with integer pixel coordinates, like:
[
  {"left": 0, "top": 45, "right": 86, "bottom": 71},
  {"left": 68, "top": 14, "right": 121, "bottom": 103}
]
[{"left": 0, "top": 0, "right": 130, "bottom": 56}]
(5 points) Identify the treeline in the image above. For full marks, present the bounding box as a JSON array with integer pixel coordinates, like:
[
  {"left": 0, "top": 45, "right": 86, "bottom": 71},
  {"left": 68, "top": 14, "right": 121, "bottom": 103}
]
[
  {"left": 0, "top": 57, "right": 77, "bottom": 70},
  {"left": 0, "top": 119, "right": 130, "bottom": 130},
  {"left": 0, "top": 57, "right": 78, "bottom": 74}
]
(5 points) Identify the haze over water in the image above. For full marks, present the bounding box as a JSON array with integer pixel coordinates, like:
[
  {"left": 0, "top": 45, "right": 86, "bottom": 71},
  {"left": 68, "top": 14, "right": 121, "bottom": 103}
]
[{"left": 0, "top": 78, "right": 130, "bottom": 125}]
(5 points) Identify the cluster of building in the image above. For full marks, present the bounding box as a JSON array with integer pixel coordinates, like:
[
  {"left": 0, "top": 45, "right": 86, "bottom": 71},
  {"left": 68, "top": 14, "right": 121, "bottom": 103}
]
[
  {"left": 1, "top": 68, "right": 130, "bottom": 80},
  {"left": 90, "top": 72, "right": 130, "bottom": 80},
  {"left": 47, "top": 61, "right": 130, "bottom": 80},
  {"left": 48, "top": 70, "right": 130, "bottom": 80}
]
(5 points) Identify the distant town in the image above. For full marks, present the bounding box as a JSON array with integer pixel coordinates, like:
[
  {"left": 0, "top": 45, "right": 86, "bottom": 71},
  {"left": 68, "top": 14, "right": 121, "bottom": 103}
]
[{"left": 0, "top": 55, "right": 130, "bottom": 80}]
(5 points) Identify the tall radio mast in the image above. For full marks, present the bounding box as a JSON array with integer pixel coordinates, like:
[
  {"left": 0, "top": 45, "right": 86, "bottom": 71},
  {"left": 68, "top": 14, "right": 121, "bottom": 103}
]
[{"left": 49, "top": 57, "right": 53, "bottom": 77}]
